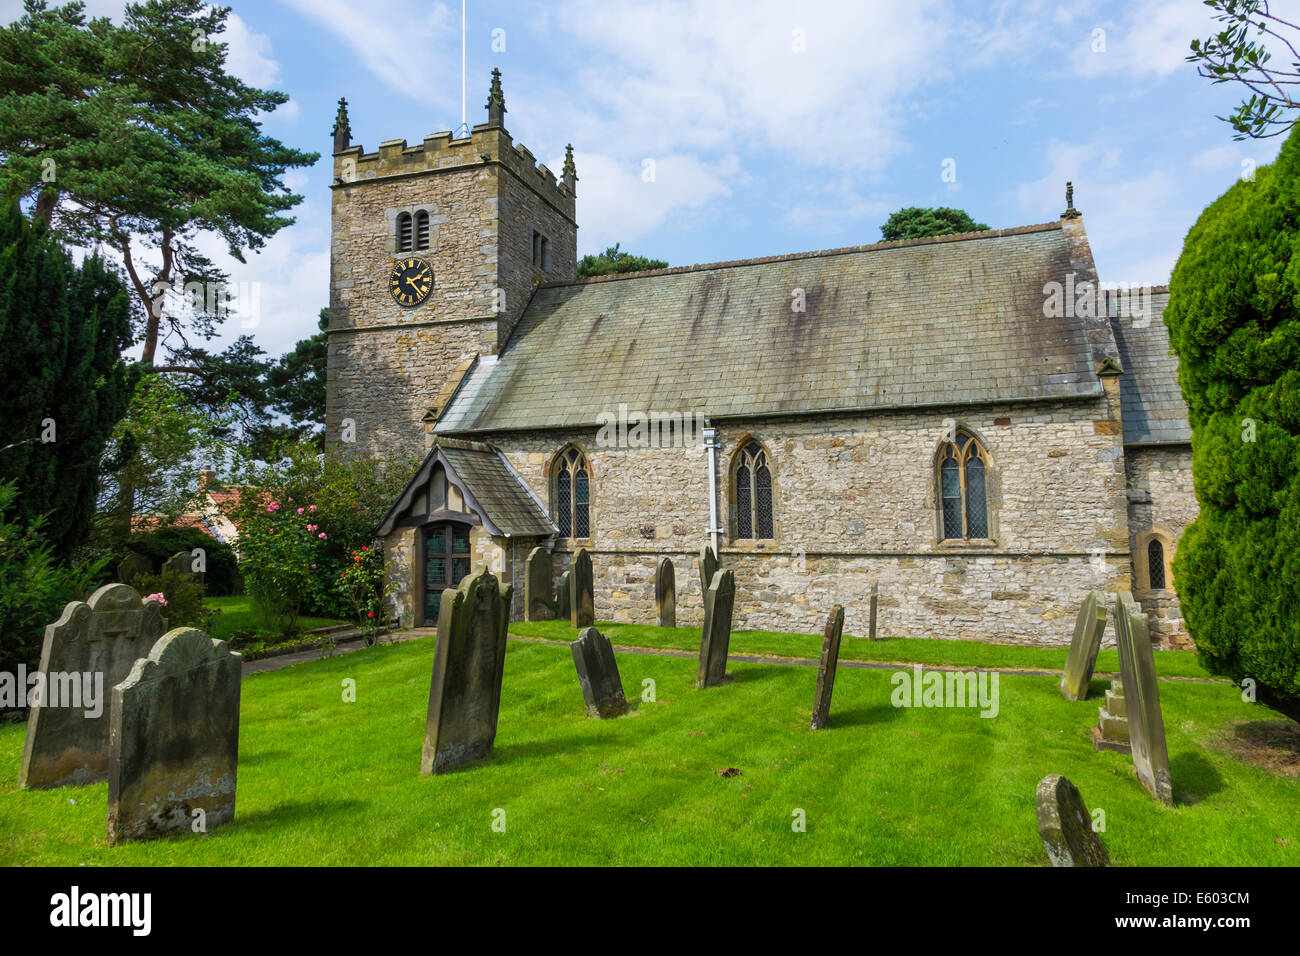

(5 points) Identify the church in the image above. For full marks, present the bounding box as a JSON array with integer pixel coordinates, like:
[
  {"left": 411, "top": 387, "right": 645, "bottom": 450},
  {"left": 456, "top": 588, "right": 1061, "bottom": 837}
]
[{"left": 325, "top": 72, "right": 1197, "bottom": 648}]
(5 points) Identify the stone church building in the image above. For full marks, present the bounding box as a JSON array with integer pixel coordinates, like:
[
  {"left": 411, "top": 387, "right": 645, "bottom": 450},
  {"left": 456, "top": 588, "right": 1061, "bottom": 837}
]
[{"left": 326, "top": 73, "right": 1197, "bottom": 648}]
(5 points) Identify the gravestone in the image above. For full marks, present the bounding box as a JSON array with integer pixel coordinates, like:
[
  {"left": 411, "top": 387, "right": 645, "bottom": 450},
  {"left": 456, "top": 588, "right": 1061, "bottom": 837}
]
[
  {"left": 106, "top": 627, "right": 241, "bottom": 845},
  {"left": 20, "top": 584, "right": 168, "bottom": 790},
  {"left": 422, "top": 567, "right": 512, "bottom": 775},
  {"left": 570, "top": 547, "right": 594, "bottom": 628},
  {"left": 1061, "top": 590, "right": 1107, "bottom": 701},
  {"left": 556, "top": 570, "right": 571, "bottom": 621},
  {"left": 570, "top": 627, "right": 628, "bottom": 718},
  {"left": 655, "top": 557, "right": 676, "bottom": 628},
  {"left": 810, "top": 605, "right": 845, "bottom": 730},
  {"left": 695, "top": 569, "right": 735, "bottom": 688},
  {"left": 698, "top": 545, "right": 718, "bottom": 597},
  {"left": 868, "top": 580, "right": 879, "bottom": 640},
  {"left": 116, "top": 552, "right": 152, "bottom": 588},
  {"left": 162, "top": 549, "right": 204, "bottom": 585},
  {"left": 1114, "top": 593, "right": 1173, "bottom": 804},
  {"left": 1092, "top": 678, "right": 1131, "bottom": 754},
  {"left": 525, "top": 546, "right": 553, "bottom": 621},
  {"left": 1035, "top": 774, "right": 1109, "bottom": 867}
]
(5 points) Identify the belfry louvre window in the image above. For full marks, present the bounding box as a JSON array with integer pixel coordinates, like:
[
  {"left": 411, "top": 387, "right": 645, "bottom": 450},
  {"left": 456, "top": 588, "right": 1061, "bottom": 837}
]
[
  {"left": 553, "top": 447, "right": 590, "bottom": 538},
  {"left": 938, "top": 431, "right": 990, "bottom": 541},
  {"left": 734, "top": 440, "right": 774, "bottom": 539},
  {"left": 532, "top": 230, "right": 550, "bottom": 271},
  {"left": 414, "top": 210, "right": 430, "bottom": 250},
  {"left": 397, "top": 212, "right": 413, "bottom": 252},
  {"left": 1148, "top": 539, "right": 1166, "bottom": 590}
]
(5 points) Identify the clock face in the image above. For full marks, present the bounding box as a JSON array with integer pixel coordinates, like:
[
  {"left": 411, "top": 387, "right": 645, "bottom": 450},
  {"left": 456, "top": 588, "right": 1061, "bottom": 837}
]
[{"left": 389, "top": 257, "right": 434, "bottom": 306}]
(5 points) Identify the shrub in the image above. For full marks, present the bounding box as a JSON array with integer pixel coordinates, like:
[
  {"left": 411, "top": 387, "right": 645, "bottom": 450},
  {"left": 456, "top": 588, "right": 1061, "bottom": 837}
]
[
  {"left": 335, "top": 544, "right": 392, "bottom": 644},
  {"left": 236, "top": 498, "right": 331, "bottom": 636},
  {"left": 225, "top": 442, "right": 417, "bottom": 618},
  {"left": 133, "top": 568, "right": 210, "bottom": 632},
  {"left": 1164, "top": 123, "right": 1300, "bottom": 723},
  {"left": 0, "top": 480, "right": 105, "bottom": 678},
  {"left": 118, "top": 525, "right": 240, "bottom": 595}
]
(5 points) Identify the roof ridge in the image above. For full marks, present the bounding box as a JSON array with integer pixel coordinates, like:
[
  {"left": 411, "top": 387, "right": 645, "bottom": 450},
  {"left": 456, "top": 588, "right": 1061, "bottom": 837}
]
[{"left": 543, "top": 221, "right": 1064, "bottom": 288}]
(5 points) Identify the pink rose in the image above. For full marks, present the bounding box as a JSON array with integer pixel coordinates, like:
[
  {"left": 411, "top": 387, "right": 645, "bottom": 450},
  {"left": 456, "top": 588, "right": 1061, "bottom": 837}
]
[
  {"left": 318, "top": 532, "right": 327, "bottom": 539},
  {"left": 297, "top": 507, "right": 305, "bottom": 515},
  {"left": 309, "top": 505, "right": 317, "bottom": 512}
]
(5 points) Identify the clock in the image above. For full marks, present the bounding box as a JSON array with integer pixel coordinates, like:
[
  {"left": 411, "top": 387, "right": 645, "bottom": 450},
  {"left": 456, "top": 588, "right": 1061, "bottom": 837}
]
[{"left": 389, "top": 257, "right": 434, "bottom": 306}]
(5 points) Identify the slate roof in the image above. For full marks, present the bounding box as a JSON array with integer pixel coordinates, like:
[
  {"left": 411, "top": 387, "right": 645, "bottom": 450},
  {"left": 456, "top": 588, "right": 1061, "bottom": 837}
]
[
  {"left": 1110, "top": 290, "right": 1192, "bottom": 445},
  {"left": 436, "top": 222, "right": 1106, "bottom": 433},
  {"left": 375, "top": 439, "right": 555, "bottom": 538}
]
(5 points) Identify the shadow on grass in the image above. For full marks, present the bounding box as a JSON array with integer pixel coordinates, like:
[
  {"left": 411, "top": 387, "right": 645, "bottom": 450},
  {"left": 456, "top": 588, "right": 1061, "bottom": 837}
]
[
  {"left": 822, "top": 704, "right": 903, "bottom": 729},
  {"left": 492, "top": 733, "right": 607, "bottom": 761},
  {"left": 226, "top": 797, "right": 369, "bottom": 831},
  {"left": 238, "top": 749, "right": 291, "bottom": 768},
  {"left": 1171, "top": 751, "right": 1225, "bottom": 805}
]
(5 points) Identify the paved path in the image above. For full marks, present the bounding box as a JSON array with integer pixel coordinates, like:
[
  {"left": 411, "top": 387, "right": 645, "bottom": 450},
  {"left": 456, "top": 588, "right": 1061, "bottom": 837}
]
[{"left": 243, "top": 628, "right": 1227, "bottom": 685}]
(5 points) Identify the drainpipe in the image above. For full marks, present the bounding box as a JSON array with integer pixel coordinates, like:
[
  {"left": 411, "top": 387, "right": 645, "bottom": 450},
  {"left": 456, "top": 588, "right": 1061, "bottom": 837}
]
[{"left": 703, "top": 422, "right": 720, "bottom": 559}]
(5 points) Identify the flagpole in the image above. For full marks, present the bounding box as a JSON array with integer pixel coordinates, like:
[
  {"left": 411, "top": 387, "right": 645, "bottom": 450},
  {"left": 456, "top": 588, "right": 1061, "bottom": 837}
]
[{"left": 460, "top": 0, "right": 467, "bottom": 137}]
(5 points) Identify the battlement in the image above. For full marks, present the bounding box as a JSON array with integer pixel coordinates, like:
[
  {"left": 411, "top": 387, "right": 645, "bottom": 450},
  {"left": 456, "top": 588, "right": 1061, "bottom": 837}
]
[{"left": 332, "top": 123, "right": 576, "bottom": 222}]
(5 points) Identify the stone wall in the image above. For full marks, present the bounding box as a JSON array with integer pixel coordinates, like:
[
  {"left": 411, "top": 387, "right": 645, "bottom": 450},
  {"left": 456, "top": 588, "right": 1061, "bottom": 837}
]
[
  {"left": 482, "top": 393, "right": 1134, "bottom": 645},
  {"left": 1124, "top": 444, "right": 1198, "bottom": 648}
]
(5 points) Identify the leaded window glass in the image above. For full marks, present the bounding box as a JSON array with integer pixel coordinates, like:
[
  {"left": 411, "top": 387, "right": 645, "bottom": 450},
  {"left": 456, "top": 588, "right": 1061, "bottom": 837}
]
[
  {"left": 1148, "top": 539, "right": 1166, "bottom": 590},
  {"left": 553, "top": 447, "right": 591, "bottom": 538},
  {"left": 424, "top": 522, "right": 471, "bottom": 624},
  {"left": 734, "top": 441, "right": 774, "bottom": 540},
  {"left": 937, "top": 431, "right": 991, "bottom": 541}
]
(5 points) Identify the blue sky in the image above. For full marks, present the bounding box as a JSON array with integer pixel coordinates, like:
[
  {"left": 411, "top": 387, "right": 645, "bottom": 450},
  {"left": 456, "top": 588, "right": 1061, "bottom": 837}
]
[{"left": 5, "top": 0, "right": 1294, "bottom": 359}]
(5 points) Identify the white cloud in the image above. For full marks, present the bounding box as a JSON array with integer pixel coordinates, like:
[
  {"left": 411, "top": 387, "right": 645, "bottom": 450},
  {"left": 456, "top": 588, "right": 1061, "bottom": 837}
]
[
  {"left": 1017, "top": 138, "right": 1182, "bottom": 285},
  {"left": 1070, "top": 0, "right": 1216, "bottom": 78},
  {"left": 573, "top": 152, "right": 735, "bottom": 252},
  {"left": 538, "top": 0, "right": 955, "bottom": 174},
  {"left": 219, "top": 13, "right": 280, "bottom": 87},
  {"left": 275, "top": 0, "right": 458, "bottom": 111}
]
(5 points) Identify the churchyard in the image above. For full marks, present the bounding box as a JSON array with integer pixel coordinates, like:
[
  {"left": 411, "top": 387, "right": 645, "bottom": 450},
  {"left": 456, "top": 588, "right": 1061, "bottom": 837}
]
[{"left": 1, "top": 576, "right": 1295, "bottom": 866}]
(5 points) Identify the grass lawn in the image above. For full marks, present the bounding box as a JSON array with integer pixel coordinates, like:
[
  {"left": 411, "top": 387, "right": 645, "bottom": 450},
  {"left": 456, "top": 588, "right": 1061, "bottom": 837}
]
[
  {"left": 0, "top": 633, "right": 1294, "bottom": 866},
  {"left": 203, "top": 596, "right": 347, "bottom": 646},
  {"left": 508, "top": 620, "right": 1214, "bottom": 679}
]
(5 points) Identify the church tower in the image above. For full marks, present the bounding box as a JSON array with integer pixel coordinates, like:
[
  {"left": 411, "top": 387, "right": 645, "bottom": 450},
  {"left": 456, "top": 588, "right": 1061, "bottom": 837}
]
[{"left": 325, "top": 70, "right": 578, "bottom": 461}]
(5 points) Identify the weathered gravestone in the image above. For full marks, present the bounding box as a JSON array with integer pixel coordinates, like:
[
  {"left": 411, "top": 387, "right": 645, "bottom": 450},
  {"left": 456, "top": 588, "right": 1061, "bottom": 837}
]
[
  {"left": 570, "top": 547, "right": 594, "bottom": 628},
  {"left": 1035, "top": 773, "right": 1109, "bottom": 867},
  {"left": 570, "top": 627, "right": 628, "bottom": 718},
  {"left": 1092, "top": 678, "right": 1131, "bottom": 754},
  {"left": 655, "top": 557, "right": 676, "bottom": 628},
  {"left": 810, "top": 605, "right": 845, "bottom": 730},
  {"left": 868, "top": 580, "right": 879, "bottom": 641},
  {"left": 422, "top": 567, "right": 512, "bottom": 775},
  {"left": 696, "top": 569, "right": 735, "bottom": 689},
  {"left": 163, "top": 549, "right": 203, "bottom": 585},
  {"left": 20, "top": 584, "right": 167, "bottom": 790},
  {"left": 116, "top": 552, "right": 152, "bottom": 589},
  {"left": 1114, "top": 592, "right": 1173, "bottom": 805},
  {"left": 698, "top": 545, "right": 718, "bottom": 597},
  {"left": 525, "top": 546, "right": 553, "bottom": 621},
  {"left": 556, "top": 570, "right": 571, "bottom": 621},
  {"left": 106, "top": 627, "right": 241, "bottom": 845},
  {"left": 1061, "top": 590, "right": 1107, "bottom": 701}
]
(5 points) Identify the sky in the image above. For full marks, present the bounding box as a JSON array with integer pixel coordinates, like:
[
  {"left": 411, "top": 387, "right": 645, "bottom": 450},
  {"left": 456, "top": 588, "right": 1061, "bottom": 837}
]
[{"left": 5, "top": 0, "right": 1296, "bottom": 360}]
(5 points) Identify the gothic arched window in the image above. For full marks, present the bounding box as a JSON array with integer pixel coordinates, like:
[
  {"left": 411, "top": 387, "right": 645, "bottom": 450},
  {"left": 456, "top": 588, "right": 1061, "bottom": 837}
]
[
  {"left": 1148, "top": 538, "right": 1166, "bottom": 590},
  {"left": 552, "top": 447, "right": 591, "bottom": 538},
  {"left": 414, "top": 210, "right": 430, "bottom": 250},
  {"left": 397, "top": 212, "right": 413, "bottom": 252},
  {"left": 937, "top": 431, "right": 991, "bottom": 541},
  {"left": 733, "top": 440, "right": 774, "bottom": 540}
]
